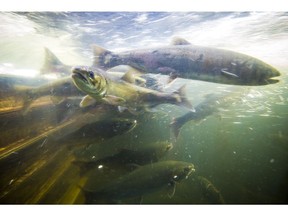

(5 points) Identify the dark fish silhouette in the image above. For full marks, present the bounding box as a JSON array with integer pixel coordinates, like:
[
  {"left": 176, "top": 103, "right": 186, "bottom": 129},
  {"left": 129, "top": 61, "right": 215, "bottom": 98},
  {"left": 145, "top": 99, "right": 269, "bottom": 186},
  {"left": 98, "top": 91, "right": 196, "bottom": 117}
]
[
  {"left": 82, "top": 160, "right": 195, "bottom": 203},
  {"left": 73, "top": 141, "right": 173, "bottom": 175}
]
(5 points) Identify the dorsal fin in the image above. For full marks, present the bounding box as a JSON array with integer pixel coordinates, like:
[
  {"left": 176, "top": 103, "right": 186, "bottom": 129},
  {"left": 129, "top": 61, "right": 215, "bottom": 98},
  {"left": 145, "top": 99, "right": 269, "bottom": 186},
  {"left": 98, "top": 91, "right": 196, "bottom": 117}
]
[
  {"left": 121, "top": 70, "right": 135, "bottom": 83},
  {"left": 40, "top": 47, "right": 67, "bottom": 74},
  {"left": 92, "top": 44, "right": 112, "bottom": 67},
  {"left": 171, "top": 37, "right": 191, "bottom": 45},
  {"left": 120, "top": 66, "right": 145, "bottom": 84}
]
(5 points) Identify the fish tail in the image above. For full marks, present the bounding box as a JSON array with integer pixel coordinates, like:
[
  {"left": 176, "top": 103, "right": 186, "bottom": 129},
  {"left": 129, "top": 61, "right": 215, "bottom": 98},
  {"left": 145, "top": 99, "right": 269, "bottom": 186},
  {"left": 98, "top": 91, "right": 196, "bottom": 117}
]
[
  {"left": 92, "top": 44, "right": 114, "bottom": 68},
  {"left": 174, "top": 85, "right": 195, "bottom": 111},
  {"left": 170, "top": 117, "right": 182, "bottom": 138}
]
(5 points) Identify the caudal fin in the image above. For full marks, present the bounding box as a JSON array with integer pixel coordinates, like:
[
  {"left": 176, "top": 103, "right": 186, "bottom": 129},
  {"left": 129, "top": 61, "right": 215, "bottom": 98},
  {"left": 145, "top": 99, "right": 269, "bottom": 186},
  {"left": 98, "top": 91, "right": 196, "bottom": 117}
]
[
  {"left": 174, "top": 85, "right": 195, "bottom": 111},
  {"left": 170, "top": 117, "right": 182, "bottom": 138},
  {"left": 92, "top": 45, "right": 113, "bottom": 68}
]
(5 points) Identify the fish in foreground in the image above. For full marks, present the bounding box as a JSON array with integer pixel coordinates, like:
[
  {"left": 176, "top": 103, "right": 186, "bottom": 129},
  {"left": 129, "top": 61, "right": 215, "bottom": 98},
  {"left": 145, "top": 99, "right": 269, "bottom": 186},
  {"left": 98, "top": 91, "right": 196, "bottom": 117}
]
[
  {"left": 71, "top": 66, "right": 193, "bottom": 113},
  {"left": 92, "top": 37, "right": 280, "bottom": 86},
  {"left": 81, "top": 160, "right": 195, "bottom": 203},
  {"left": 73, "top": 141, "right": 173, "bottom": 175},
  {"left": 170, "top": 90, "right": 246, "bottom": 138},
  {"left": 15, "top": 48, "right": 145, "bottom": 114}
]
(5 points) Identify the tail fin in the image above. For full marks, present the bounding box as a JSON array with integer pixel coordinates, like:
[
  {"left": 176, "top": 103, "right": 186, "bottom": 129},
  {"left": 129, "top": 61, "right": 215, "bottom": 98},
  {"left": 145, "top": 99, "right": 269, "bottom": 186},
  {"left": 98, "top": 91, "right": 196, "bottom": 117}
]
[
  {"left": 92, "top": 45, "right": 113, "bottom": 68},
  {"left": 174, "top": 85, "right": 195, "bottom": 111},
  {"left": 40, "top": 47, "right": 68, "bottom": 75},
  {"left": 170, "top": 117, "right": 182, "bottom": 138}
]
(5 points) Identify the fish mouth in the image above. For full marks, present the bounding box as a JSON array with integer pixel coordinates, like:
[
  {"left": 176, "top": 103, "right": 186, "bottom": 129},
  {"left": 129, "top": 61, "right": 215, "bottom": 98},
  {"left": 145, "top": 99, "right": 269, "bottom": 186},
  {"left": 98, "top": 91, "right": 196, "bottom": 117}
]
[
  {"left": 166, "top": 143, "right": 173, "bottom": 151},
  {"left": 185, "top": 165, "right": 196, "bottom": 178},
  {"left": 265, "top": 77, "right": 280, "bottom": 84},
  {"left": 72, "top": 70, "right": 88, "bottom": 83},
  {"left": 264, "top": 66, "right": 281, "bottom": 84},
  {"left": 114, "top": 119, "right": 138, "bottom": 133}
]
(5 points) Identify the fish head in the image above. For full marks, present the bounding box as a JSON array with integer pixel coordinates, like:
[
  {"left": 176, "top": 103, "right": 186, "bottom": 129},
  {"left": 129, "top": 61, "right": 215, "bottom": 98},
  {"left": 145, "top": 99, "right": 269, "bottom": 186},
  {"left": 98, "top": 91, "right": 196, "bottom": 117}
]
[
  {"left": 236, "top": 58, "right": 281, "bottom": 85},
  {"left": 71, "top": 66, "right": 107, "bottom": 98},
  {"left": 171, "top": 162, "right": 196, "bottom": 183},
  {"left": 158, "top": 141, "right": 173, "bottom": 154},
  {"left": 150, "top": 141, "right": 173, "bottom": 159},
  {"left": 111, "top": 119, "right": 138, "bottom": 134}
]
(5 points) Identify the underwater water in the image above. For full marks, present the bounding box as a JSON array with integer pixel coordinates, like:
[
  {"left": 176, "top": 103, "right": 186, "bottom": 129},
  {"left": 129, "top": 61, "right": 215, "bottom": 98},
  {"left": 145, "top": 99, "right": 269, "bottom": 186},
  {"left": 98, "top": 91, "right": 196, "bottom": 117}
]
[{"left": 0, "top": 12, "right": 287, "bottom": 204}]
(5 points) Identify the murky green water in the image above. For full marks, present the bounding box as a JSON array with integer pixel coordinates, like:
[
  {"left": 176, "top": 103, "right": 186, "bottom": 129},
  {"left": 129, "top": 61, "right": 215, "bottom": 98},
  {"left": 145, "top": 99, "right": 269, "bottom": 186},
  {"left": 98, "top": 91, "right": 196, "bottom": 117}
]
[{"left": 0, "top": 12, "right": 287, "bottom": 204}]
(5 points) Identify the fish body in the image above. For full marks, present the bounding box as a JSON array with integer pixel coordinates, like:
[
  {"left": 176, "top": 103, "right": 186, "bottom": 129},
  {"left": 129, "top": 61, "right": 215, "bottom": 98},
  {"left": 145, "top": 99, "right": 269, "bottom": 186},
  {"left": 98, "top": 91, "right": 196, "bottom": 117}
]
[
  {"left": 71, "top": 66, "right": 193, "bottom": 112},
  {"left": 82, "top": 160, "right": 195, "bottom": 203},
  {"left": 16, "top": 76, "right": 84, "bottom": 114},
  {"left": 93, "top": 38, "right": 280, "bottom": 86},
  {"left": 17, "top": 48, "right": 148, "bottom": 113},
  {"left": 73, "top": 141, "right": 173, "bottom": 174}
]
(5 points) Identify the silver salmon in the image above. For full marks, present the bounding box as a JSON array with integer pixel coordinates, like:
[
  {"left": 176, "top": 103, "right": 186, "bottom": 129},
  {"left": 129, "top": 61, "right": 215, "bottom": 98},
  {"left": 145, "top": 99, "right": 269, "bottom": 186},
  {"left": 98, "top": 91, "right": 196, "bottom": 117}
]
[
  {"left": 71, "top": 66, "right": 193, "bottom": 113},
  {"left": 82, "top": 160, "right": 195, "bottom": 203},
  {"left": 92, "top": 37, "right": 280, "bottom": 86}
]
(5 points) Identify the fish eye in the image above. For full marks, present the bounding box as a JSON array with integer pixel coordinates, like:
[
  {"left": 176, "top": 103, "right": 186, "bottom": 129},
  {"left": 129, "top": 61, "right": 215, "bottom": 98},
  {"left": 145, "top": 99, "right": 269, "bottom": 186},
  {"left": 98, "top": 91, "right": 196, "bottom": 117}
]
[{"left": 88, "top": 71, "right": 94, "bottom": 79}]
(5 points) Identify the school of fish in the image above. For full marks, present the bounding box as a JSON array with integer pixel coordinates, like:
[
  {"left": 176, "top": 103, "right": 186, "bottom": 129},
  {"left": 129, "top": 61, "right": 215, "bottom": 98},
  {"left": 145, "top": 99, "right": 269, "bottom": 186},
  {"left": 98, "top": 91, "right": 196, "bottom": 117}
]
[{"left": 1, "top": 37, "right": 282, "bottom": 203}]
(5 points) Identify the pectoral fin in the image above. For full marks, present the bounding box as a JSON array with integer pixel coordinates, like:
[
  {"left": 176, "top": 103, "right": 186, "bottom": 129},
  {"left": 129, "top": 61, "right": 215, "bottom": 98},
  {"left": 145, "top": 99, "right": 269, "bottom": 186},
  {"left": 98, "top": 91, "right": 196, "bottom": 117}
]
[
  {"left": 80, "top": 95, "right": 97, "bottom": 107},
  {"left": 121, "top": 70, "right": 136, "bottom": 83},
  {"left": 121, "top": 67, "right": 146, "bottom": 86},
  {"left": 103, "top": 95, "right": 126, "bottom": 106},
  {"left": 167, "top": 181, "right": 176, "bottom": 198}
]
